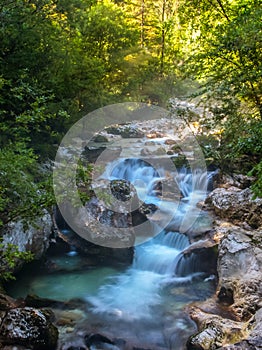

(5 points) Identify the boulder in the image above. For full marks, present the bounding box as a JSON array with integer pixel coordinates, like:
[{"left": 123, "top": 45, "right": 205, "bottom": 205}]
[
  {"left": 0, "top": 307, "right": 58, "bottom": 350},
  {"left": 0, "top": 293, "right": 23, "bottom": 311},
  {"left": 92, "top": 134, "right": 109, "bottom": 143},
  {"left": 110, "top": 179, "right": 136, "bottom": 202},
  {"left": 74, "top": 196, "right": 135, "bottom": 248},
  {"left": 105, "top": 124, "right": 144, "bottom": 138},
  {"left": 145, "top": 132, "right": 164, "bottom": 139},
  {"left": 216, "top": 227, "right": 262, "bottom": 321},
  {"left": 186, "top": 224, "right": 262, "bottom": 349},
  {"left": 219, "top": 174, "right": 256, "bottom": 190},
  {"left": 140, "top": 146, "right": 166, "bottom": 156},
  {"left": 83, "top": 145, "right": 106, "bottom": 163},
  {"left": 205, "top": 187, "right": 262, "bottom": 228},
  {"left": 187, "top": 307, "right": 248, "bottom": 350},
  {"left": 1, "top": 211, "right": 53, "bottom": 261},
  {"left": 218, "top": 309, "right": 262, "bottom": 349}
]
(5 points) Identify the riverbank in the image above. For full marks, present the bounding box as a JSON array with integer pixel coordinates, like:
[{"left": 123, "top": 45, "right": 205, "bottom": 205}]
[{"left": 186, "top": 174, "right": 262, "bottom": 349}]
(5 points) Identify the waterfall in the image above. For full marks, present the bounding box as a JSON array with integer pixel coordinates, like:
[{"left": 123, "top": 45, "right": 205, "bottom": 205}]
[
  {"left": 7, "top": 156, "right": 216, "bottom": 350},
  {"left": 88, "top": 158, "right": 213, "bottom": 321}
]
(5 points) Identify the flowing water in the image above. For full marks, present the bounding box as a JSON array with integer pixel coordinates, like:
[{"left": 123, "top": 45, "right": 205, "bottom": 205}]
[{"left": 7, "top": 158, "right": 216, "bottom": 350}]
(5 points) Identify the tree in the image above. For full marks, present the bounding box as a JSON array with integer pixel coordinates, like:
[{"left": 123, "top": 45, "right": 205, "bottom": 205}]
[
  {"left": 0, "top": 0, "right": 71, "bottom": 156},
  {"left": 0, "top": 144, "right": 54, "bottom": 227},
  {"left": 176, "top": 0, "right": 262, "bottom": 193},
  {"left": 178, "top": 0, "right": 262, "bottom": 118}
]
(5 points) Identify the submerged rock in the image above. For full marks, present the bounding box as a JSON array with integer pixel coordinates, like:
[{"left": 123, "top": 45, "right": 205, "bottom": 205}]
[{"left": 0, "top": 307, "right": 58, "bottom": 350}]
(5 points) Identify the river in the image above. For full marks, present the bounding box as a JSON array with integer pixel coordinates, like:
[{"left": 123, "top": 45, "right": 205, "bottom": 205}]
[{"left": 7, "top": 154, "right": 216, "bottom": 350}]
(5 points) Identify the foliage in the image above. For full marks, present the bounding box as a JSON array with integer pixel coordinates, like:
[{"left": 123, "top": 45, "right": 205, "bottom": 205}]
[
  {"left": 175, "top": 0, "right": 262, "bottom": 195},
  {"left": 0, "top": 144, "right": 55, "bottom": 227},
  {"left": 179, "top": 0, "right": 262, "bottom": 114},
  {"left": 0, "top": 77, "right": 70, "bottom": 155},
  {"left": 0, "top": 238, "right": 33, "bottom": 281},
  {"left": 76, "top": 160, "right": 94, "bottom": 204},
  {"left": 248, "top": 161, "right": 262, "bottom": 198},
  {"left": 0, "top": 0, "right": 262, "bottom": 287}
]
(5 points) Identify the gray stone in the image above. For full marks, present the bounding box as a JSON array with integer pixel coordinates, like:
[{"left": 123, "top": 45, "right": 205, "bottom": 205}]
[
  {"left": 2, "top": 211, "right": 52, "bottom": 260},
  {"left": 205, "top": 187, "right": 262, "bottom": 228},
  {"left": 187, "top": 307, "right": 248, "bottom": 350},
  {"left": 187, "top": 222, "right": 262, "bottom": 349},
  {"left": 216, "top": 227, "right": 262, "bottom": 321}
]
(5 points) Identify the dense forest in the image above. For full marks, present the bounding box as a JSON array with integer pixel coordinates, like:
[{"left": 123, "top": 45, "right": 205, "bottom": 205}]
[{"left": 0, "top": 0, "right": 261, "bottom": 237}]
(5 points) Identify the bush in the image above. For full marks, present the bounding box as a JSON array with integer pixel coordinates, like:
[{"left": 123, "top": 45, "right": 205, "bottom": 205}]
[{"left": 0, "top": 239, "right": 33, "bottom": 281}]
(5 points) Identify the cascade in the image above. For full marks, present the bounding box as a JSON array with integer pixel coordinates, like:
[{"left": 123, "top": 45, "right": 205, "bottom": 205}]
[
  {"left": 88, "top": 158, "right": 213, "bottom": 322},
  {"left": 7, "top": 157, "right": 216, "bottom": 350}
]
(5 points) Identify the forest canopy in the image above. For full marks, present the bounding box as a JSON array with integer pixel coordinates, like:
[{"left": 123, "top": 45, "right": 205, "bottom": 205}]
[{"left": 0, "top": 0, "right": 261, "bottom": 228}]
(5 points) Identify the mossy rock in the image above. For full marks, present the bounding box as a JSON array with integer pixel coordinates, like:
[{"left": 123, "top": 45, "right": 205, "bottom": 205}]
[
  {"left": 171, "top": 154, "right": 189, "bottom": 168},
  {"left": 92, "top": 134, "right": 109, "bottom": 143}
]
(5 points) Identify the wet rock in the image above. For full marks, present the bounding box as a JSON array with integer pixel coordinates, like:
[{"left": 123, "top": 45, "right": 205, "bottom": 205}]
[
  {"left": 171, "top": 145, "right": 182, "bottom": 153},
  {"left": 85, "top": 333, "right": 115, "bottom": 348},
  {"left": 110, "top": 180, "right": 136, "bottom": 202},
  {"left": 92, "top": 134, "right": 109, "bottom": 143},
  {"left": 146, "top": 132, "right": 164, "bottom": 138},
  {"left": 205, "top": 187, "right": 262, "bottom": 228},
  {"left": 0, "top": 307, "right": 58, "bottom": 350},
  {"left": 176, "top": 246, "right": 217, "bottom": 276},
  {"left": 84, "top": 333, "right": 127, "bottom": 350},
  {"left": 74, "top": 196, "right": 135, "bottom": 248},
  {"left": 150, "top": 176, "right": 182, "bottom": 200},
  {"left": 0, "top": 293, "right": 23, "bottom": 311},
  {"left": 24, "top": 294, "right": 65, "bottom": 309},
  {"left": 55, "top": 309, "right": 85, "bottom": 327},
  {"left": 138, "top": 203, "right": 158, "bottom": 216},
  {"left": 164, "top": 139, "right": 177, "bottom": 145},
  {"left": 83, "top": 145, "right": 106, "bottom": 163},
  {"left": 121, "top": 126, "right": 144, "bottom": 139},
  {"left": 179, "top": 238, "right": 218, "bottom": 276},
  {"left": 140, "top": 146, "right": 166, "bottom": 156},
  {"left": 54, "top": 222, "right": 134, "bottom": 264},
  {"left": 105, "top": 125, "right": 123, "bottom": 135},
  {"left": 106, "top": 124, "right": 144, "bottom": 138}
]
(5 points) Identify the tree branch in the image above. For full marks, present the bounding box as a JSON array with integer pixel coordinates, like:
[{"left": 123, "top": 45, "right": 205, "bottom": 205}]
[{"left": 215, "top": 0, "right": 230, "bottom": 21}]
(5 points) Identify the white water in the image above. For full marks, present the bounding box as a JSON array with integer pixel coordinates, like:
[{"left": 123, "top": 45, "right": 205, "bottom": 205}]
[{"left": 88, "top": 159, "right": 213, "bottom": 322}]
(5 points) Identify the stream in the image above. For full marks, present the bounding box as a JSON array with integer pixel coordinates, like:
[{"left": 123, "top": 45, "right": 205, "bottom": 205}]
[{"left": 7, "top": 155, "right": 216, "bottom": 350}]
